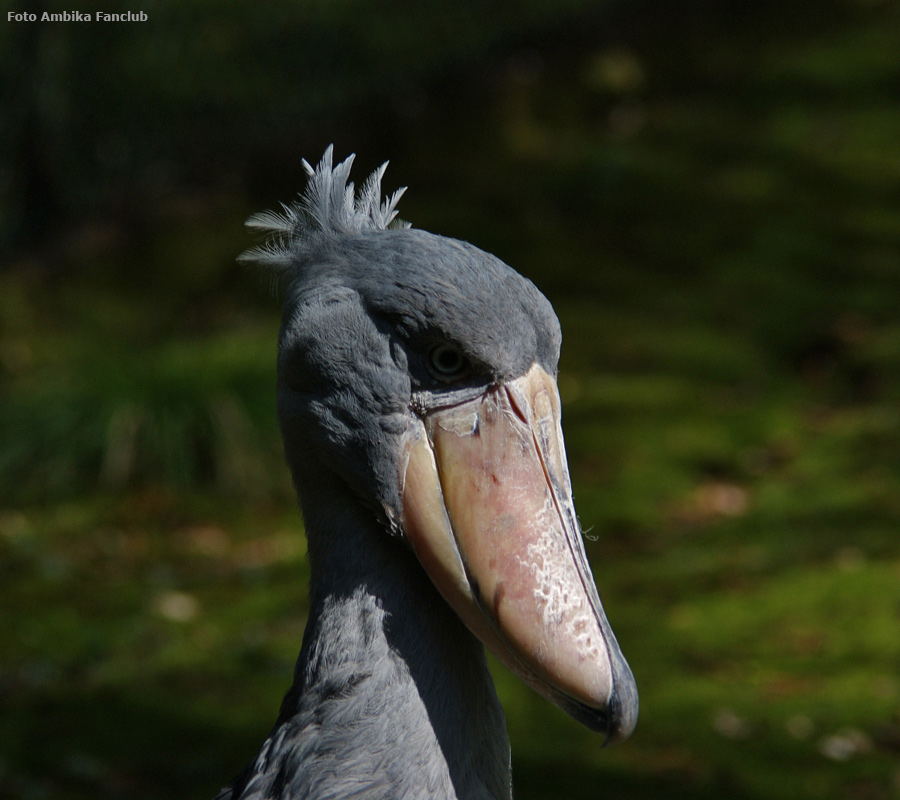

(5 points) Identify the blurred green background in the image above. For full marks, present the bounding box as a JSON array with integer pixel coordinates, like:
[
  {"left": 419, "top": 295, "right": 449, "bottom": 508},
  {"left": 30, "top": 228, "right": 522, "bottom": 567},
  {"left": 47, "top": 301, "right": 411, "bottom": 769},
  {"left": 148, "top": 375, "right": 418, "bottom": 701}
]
[{"left": 2, "top": 0, "right": 900, "bottom": 798}]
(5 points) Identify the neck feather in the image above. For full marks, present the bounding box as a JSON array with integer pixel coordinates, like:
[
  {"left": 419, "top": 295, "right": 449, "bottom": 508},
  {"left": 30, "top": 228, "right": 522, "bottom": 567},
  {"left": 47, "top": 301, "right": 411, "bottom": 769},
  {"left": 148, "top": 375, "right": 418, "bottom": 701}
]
[{"left": 225, "top": 473, "right": 512, "bottom": 800}]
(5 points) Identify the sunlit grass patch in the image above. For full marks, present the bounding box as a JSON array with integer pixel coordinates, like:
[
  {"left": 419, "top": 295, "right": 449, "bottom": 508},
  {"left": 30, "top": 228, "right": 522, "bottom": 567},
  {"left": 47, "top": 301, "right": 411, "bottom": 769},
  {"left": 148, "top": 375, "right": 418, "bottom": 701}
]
[
  {"left": 0, "top": 326, "right": 285, "bottom": 504},
  {"left": 0, "top": 490, "right": 309, "bottom": 799}
]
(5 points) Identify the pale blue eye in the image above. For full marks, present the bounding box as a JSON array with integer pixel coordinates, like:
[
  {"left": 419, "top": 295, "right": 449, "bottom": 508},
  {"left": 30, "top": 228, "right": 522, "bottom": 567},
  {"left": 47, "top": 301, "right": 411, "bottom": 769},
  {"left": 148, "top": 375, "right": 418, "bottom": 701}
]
[{"left": 428, "top": 344, "right": 468, "bottom": 378}]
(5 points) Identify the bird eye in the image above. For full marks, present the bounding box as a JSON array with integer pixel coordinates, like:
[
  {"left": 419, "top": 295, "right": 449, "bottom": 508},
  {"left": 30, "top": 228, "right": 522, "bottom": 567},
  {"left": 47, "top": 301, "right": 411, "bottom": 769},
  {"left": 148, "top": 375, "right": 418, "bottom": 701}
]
[{"left": 427, "top": 343, "right": 468, "bottom": 379}]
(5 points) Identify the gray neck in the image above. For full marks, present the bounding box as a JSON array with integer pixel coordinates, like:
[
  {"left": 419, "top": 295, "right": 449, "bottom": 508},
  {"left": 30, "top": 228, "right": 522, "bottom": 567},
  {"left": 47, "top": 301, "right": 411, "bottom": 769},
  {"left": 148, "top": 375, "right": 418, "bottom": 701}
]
[{"left": 226, "top": 472, "right": 512, "bottom": 800}]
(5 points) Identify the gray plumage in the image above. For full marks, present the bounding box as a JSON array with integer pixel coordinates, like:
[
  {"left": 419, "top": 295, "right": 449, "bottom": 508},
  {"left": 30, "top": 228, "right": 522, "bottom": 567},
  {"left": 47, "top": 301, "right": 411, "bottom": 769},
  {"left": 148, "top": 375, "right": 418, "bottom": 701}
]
[{"left": 218, "top": 147, "right": 634, "bottom": 800}]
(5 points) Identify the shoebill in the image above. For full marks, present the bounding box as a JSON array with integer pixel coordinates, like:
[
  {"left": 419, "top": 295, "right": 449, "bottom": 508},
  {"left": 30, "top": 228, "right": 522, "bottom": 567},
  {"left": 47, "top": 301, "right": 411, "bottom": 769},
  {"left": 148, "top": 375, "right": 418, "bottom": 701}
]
[{"left": 217, "top": 147, "right": 637, "bottom": 800}]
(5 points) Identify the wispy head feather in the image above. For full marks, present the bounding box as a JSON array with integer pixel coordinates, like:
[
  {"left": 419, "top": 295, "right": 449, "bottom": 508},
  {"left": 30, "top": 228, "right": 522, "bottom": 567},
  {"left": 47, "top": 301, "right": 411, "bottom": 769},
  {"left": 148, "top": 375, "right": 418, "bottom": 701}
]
[{"left": 239, "top": 145, "right": 410, "bottom": 270}]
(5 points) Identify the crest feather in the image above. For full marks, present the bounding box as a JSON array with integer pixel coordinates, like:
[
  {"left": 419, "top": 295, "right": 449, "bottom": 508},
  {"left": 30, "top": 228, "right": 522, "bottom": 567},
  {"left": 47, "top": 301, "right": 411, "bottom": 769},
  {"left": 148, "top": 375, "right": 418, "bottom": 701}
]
[{"left": 239, "top": 145, "right": 410, "bottom": 269}]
